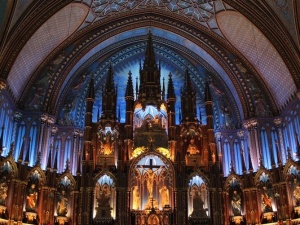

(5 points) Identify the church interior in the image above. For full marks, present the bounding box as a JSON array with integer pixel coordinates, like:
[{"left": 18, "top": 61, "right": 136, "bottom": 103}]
[{"left": 0, "top": 1, "right": 300, "bottom": 225}]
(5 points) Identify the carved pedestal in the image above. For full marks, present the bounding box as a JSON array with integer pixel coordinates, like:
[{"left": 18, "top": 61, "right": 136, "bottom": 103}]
[
  {"left": 231, "top": 216, "right": 243, "bottom": 225},
  {"left": 56, "top": 216, "right": 68, "bottom": 225},
  {"left": 262, "top": 212, "right": 275, "bottom": 223},
  {"left": 95, "top": 206, "right": 112, "bottom": 219},
  {"left": 25, "top": 212, "right": 37, "bottom": 224},
  {"left": 0, "top": 205, "right": 6, "bottom": 216}
]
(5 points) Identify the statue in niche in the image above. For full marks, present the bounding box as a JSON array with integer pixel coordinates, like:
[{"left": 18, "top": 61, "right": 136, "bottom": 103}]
[
  {"left": 132, "top": 186, "right": 140, "bottom": 210},
  {"left": 100, "top": 132, "right": 114, "bottom": 155},
  {"left": 231, "top": 190, "right": 242, "bottom": 216},
  {"left": 26, "top": 183, "right": 38, "bottom": 212},
  {"left": 221, "top": 106, "right": 235, "bottom": 129},
  {"left": 57, "top": 190, "right": 68, "bottom": 216},
  {"left": 159, "top": 185, "right": 169, "bottom": 207},
  {"left": 140, "top": 166, "right": 162, "bottom": 199},
  {"left": 187, "top": 139, "right": 199, "bottom": 155},
  {"left": 293, "top": 179, "right": 300, "bottom": 206},
  {"left": 97, "top": 184, "right": 111, "bottom": 207},
  {"left": 261, "top": 186, "right": 273, "bottom": 212},
  {"left": 190, "top": 187, "right": 207, "bottom": 218},
  {"left": 254, "top": 94, "right": 268, "bottom": 117},
  {"left": 0, "top": 182, "right": 8, "bottom": 206}
]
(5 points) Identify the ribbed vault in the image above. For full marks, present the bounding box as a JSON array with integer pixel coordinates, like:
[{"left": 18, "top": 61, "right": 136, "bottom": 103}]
[{"left": 0, "top": 1, "right": 299, "bottom": 130}]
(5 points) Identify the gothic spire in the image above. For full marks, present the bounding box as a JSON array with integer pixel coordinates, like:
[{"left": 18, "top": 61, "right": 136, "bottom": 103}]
[
  {"left": 105, "top": 63, "right": 115, "bottom": 91},
  {"left": 137, "top": 31, "right": 162, "bottom": 109},
  {"left": 86, "top": 76, "right": 95, "bottom": 100},
  {"left": 241, "top": 152, "right": 247, "bottom": 173},
  {"left": 35, "top": 151, "right": 41, "bottom": 167},
  {"left": 54, "top": 146, "right": 58, "bottom": 171},
  {"left": 205, "top": 81, "right": 212, "bottom": 102},
  {"left": 270, "top": 145, "right": 276, "bottom": 167},
  {"left": 24, "top": 138, "right": 31, "bottom": 164},
  {"left": 143, "top": 31, "right": 156, "bottom": 69},
  {"left": 47, "top": 145, "right": 53, "bottom": 170},
  {"left": 180, "top": 68, "right": 197, "bottom": 122},
  {"left": 101, "top": 64, "right": 117, "bottom": 118},
  {"left": 167, "top": 72, "right": 175, "bottom": 99},
  {"left": 18, "top": 137, "right": 26, "bottom": 163},
  {"left": 248, "top": 148, "right": 253, "bottom": 172},
  {"left": 77, "top": 153, "right": 81, "bottom": 175},
  {"left": 125, "top": 71, "right": 134, "bottom": 98},
  {"left": 184, "top": 67, "right": 193, "bottom": 92}
]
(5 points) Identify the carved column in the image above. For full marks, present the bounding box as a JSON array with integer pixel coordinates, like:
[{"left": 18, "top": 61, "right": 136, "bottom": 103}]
[
  {"left": 274, "top": 118, "right": 286, "bottom": 163},
  {"left": 244, "top": 120, "right": 259, "bottom": 170}
]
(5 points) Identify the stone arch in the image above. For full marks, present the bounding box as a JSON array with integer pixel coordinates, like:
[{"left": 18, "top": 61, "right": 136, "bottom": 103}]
[
  {"left": 129, "top": 151, "right": 175, "bottom": 210},
  {"left": 93, "top": 170, "right": 116, "bottom": 219},
  {"left": 187, "top": 171, "right": 209, "bottom": 218},
  {"left": 224, "top": 175, "right": 244, "bottom": 217}
]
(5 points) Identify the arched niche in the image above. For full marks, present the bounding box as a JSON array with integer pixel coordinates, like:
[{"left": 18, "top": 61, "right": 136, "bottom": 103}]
[
  {"left": 0, "top": 157, "right": 17, "bottom": 215},
  {"left": 129, "top": 152, "right": 174, "bottom": 211},
  {"left": 224, "top": 175, "right": 243, "bottom": 217},
  {"left": 255, "top": 170, "right": 275, "bottom": 222},
  {"left": 56, "top": 173, "right": 76, "bottom": 217},
  {"left": 93, "top": 172, "right": 116, "bottom": 219},
  {"left": 187, "top": 172, "right": 209, "bottom": 218},
  {"left": 284, "top": 163, "right": 300, "bottom": 216},
  {"left": 24, "top": 168, "right": 46, "bottom": 223}
]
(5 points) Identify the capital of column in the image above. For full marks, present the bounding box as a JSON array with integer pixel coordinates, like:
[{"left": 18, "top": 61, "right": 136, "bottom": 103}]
[
  {"left": 0, "top": 80, "right": 7, "bottom": 91},
  {"left": 51, "top": 126, "right": 58, "bottom": 135},
  {"left": 274, "top": 117, "right": 282, "bottom": 127},
  {"left": 237, "top": 130, "right": 244, "bottom": 139},
  {"left": 215, "top": 132, "right": 222, "bottom": 141},
  {"left": 14, "top": 111, "right": 23, "bottom": 121}
]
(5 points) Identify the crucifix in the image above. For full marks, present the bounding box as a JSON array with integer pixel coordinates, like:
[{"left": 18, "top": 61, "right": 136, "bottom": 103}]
[{"left": 140, "top": 159, "right": 162, "bottom": 198}]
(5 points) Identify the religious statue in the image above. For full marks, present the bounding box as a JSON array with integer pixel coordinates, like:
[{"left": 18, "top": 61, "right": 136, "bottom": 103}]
[
  {"left": 261, "top": 186, "right": 273, "bottom": 212},
  {"left": 293, "top": 185, "right": 300, "bottom": 206},
  {"left": 97, "top": 184, "right": 111, "bottom": 207},
  {"left": 26, "top": 183, "right": 38, "bottom": 212},
  {"left": 221, "top": 106, "right": 235, "bottom": 129},
  {"left": 159, "top": 185, "right": 169, "bottom": 207},
  {"left": 187, "top": 139, "right": 199, "bottom": 155},
  {"left": 190, "top": 189, "right": 207, "bottom": 218},
  {"left": 0, "top": 182, "right": 7, "bottom": 206},
  {"left": 231, "top": 190, "right": 242, "bottom": 216},
  {"left": 140, "top": 166, "right": 162, "bottom": 198},
  {"left": 57, "top": 190, "right": 68, "bottom": 216},
  {"left": 132, "top": 186, "right": 140, "bottom": 210}
]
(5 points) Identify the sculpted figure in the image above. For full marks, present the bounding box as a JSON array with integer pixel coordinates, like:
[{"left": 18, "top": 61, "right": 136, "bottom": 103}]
[
  {"left": 261, "top": 186, "right": 273, "bottom": 212},
  {"left": 26, "top": 183, "right": 38, "bottom": 212},
  {"left": 132, "top": 186, "right": 140, "bottom": 210},
  {"left": 231, "top": 190, "right": 242, "bottom": 216},
  {"left": 57, "top": 190, "right": 68, "bottom": 216},
  {"left": 0, "top": 182, "right": 7, "bottom": 206},
  {"left": 159, "top": 186, "right": 169, "bottom": 207}
]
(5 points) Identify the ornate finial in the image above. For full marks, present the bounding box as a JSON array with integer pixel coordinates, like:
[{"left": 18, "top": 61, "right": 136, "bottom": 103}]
[
  {"left": 148, "top": 136, "right": 155, "bottom": 151},
  {"left": 35, "top": 151, "right": 41, "bottom": 167},
  {"left": 65, "top": 159, "right": 70, "bottom": 173},
  {"left": 8, "top": 142, "right": 14, "bottom": 157},
  {"left": 287, "top": 147, "right": 292, "bottom": 161},
  {"left": 230, "top": 162, "right": 236, "bottom": 174}
]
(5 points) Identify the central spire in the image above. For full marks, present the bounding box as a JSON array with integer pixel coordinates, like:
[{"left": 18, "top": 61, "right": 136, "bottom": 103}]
[
  {"left": 137, "top": 31, "right": 162, "bottom": 110},
  {"left": 143, "top": 31, "right": 157, "bottom": 69}
]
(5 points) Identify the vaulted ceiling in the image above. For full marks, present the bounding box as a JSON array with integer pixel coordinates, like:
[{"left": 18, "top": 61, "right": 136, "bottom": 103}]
[{"left": 0, "top": 0, "right": 300, "bottom": 128}]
